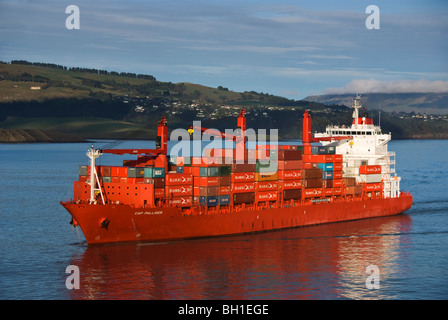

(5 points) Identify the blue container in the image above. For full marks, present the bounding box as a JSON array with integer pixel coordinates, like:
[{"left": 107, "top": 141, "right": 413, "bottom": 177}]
[
  {"left": 176, "top": 166, "right": 184, "bottom": 173},
  {"left": 219, "top": 195, "right": 231, "bottom": 205},
  {"left": 144, "top": 167, "right": 154, "bottom": 178},
  {"left": 153, "top": 167, "right": 165, "bottom": 178},
  {"left": 318, "top": 163, "right": 334, "bottom": 171},
  {"left": 199, "top": 196, "right": 219, "bottom": 206},
  {"left": 322, "top": 171, "right": 333, "bottom": 180}
]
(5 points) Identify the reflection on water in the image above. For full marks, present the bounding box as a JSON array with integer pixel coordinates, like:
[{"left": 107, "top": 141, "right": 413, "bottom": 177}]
[{"left": 69, "top": 214, "right": 413, "bottom": 300}]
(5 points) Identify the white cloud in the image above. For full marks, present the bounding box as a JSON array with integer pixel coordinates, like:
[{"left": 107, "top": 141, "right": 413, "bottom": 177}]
[{"left": 324, "top": 79, "right": 448, "bottom": 94}]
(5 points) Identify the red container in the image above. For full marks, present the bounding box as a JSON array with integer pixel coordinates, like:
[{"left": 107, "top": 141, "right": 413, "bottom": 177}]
[
  {"left": 194, "top": 186, "right": 219, "bottom": 196},
  {"left": 333, "top": 171, "right": 343, "bottom": 179},
  {"left": 278, "top": 160, "right": 302, "bottom": 170},
  {"left": 303, "top": 178, "right": 323, "bottom": 188},
  {"left": 363, "top": 182, "right": 382, "bottom": 191},
  {"left": 170, "top": 196, "right": 192, "bottom": 207},
  {"left": 278, "top": 169, "right": 302, "bottom": 180},
  {"left": 279, "top": 179, "right": 302, "bottom": 190},
  {"left": 303, "top": 188, "right": 323, "bottom": 198},
  {"left": 165, "top": 173, "right": 193, "bottom": 185},
  {"left": 100, "top": 166, "right": 111, "bottom": 177},
  {"left": 283, "top": 189, "right": 301, "bottom": 200},
  {"left": 231, "top": 172, "right": 255, "bottom": 182},
  {"left": 194, "top": 176, "right": 219, "bottom": 187},
  {"left": 111, "top": 166, "right": 128, "bottom": 177},
  {"left": 231, "top": 163, "right": 256, "bottom": 173},
  {"left": 343, "top": 177, "right": 356, "bottom": 187},
  {"left": 219, "top": 186, "right": 231, "bottom": 195},
  {"left": 154, "top": 177, "right": 165, "bottom": 188},
  {"left": 154, "top": 188, "right": 165, "bottom": 198},
  {"left": 302, "top": 168, "right": 322, "bottom": 179},
  {"left": 256, "top": 191, "right": 278, "bottom": 202},
  {"left": 360, "top": 165, "right": 382, "bottom": 174},
  {"left": 255, "top": 181, "right": 278, "bottom": 191},
  {"left": 333, "top": 187, "right": 343, "bottom": 195},
  {"left": 278, "top": 150, "right": 302, "bottom": 161},
  {"left": 166, "top": 185, "right": 193, "bottom": 197},
  {"left": 333, "top": 163, "right": 343, "bottom": 171},
  {"left": 302, "top": 162, "right": 319, "bottom": 169},
  {"left": 233, "top": 192, "right": 255, "bottom": 204},
  {"left": 325, "top": 188, "right": 334, "bottom": 196},
  {"left": 303, "top": 154, "right": 334, "bottom": 163},
  {"left": 232, "top": 182, "right": 255, "bottom": 193},
  {"left": 324, "top": 179, "right": 333, "bottom": 188},
  {"left": 219, "top": 176, "right": 231, "bottom": 186},
  {"left": 333, "top": 179, "right": 343, "bottom": 188},
  {"left": 333, "top": 155, "right": 343, "bottom": 163}
]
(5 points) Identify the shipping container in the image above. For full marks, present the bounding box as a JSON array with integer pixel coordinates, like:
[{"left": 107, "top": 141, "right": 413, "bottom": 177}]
[
  {"left": 333, "top": 179, "right": 343, "bottom": 188},
  {"left": 231, "top": 172, "right": 255, "bottom": 183},
  {"left": 196, "top": 186, "right": 219, "bottom": 197},
  {"left": 165, "top": 173, "right": 193, "bottom": 185},
  {"left": 219, "top": 166, "right": 231, "bottom": 176},
  {"left": 343, "top": 177, "right": 356, "bottom": 187},
  {"left": 79, "top": 165, "right": 87, "bottom": 176},
  {"left": 278, "top": 160, "right": 302, "bottom": 170},
  {"left": 154, "top": 188, "right": 165, "bottom": 198},
  {"left": 256, "top": 191, "right": 278, "bottom": 202},
  {"left": 333, "top": 154, "right": 343, "bottom": 163},
  {"left": 219, "top": 195, "right": 231, "bottom": 205},
  {"left": 153, "top": 167, "right": 165, "bottom": 178},
  {"left": 324, "top": 179, "right": 333, "bottom": 188},
  {"left": 143, "top": 167, "right": 154, "bottom": 178},
  {"left": 194, "top": 176, "right": 220, "bottom": 187},
  {"left": 359, "top": 174, "right": 382, "bottom": 183},
  {"left": 166, "top": 185, "right": 193, "bottom": 197},
  {"left": 283, "top": 189, "right": 301, "bottom": 200},
  {"left": 333, "top": 171, "right": 343, "bottom": 179},
  {"left": 363, "top": 182, "right": 382, "bottom": 191},
  {"left": 176, "top": 166, "right": 184, "bottom": 173},
  {"left": 302, "top": 162, "right": 319, "bottom": 169},
  {"left": 200, "top": 166, "right": 219, "bottom": 177},
  {"left": 322, "top": 171, "right": 333, "bottom": 180},
  {"left": 154, "top": 177, "right": 165, "bottom": 188},
  {"left": 359, "top": 165, "right": 382, "bottom": 174},
  {"left": 219, "top": 185, "right": 231, "bottom": 194},
  {"left": 318, "top": 163, "right": 333, "bottom": 171},
  {"left": 279, "top": 179, "right": 302, "bottom": 190},
  {"left": 101, "top": 176, "right": 111, "bottom": 183},
  {"left": 128, "top": 167, "right": 145, "bottom": 178},
  {"left": 255, "top": 181, "right": 278, "bottom": 191},
  {"left": 303, "top": 178, "right": 323, "bottom": 188},
  {"left": 232, "top": 182, "right": 255, "bottom": 193},
  {"left": 231, "top": 163, "right": 256, "bottom": 173},
  {"left": 198, "top": 195, "right": 219, "bottom": 206},
  {"left": 100, "top": 166, "right": 111, "bottom": 177},
  {"left": 333, "top": 187, "right": 343, "bottom": 195},
  {"left": 303, "top": 154, "right": 334, "bottom": 163},
  {"left": 233, "top": 192, "right": 255, "bottom": 204},
  {"left": 111, "top": 166, "right": 128, "bottom": 178},
  {"left": 278, "top": 169, "right": 302, "bottom": 180},
  {"left": 255, "top": 172, "right": 278, "bottom": 182},
  {"left": 255, "top": 160, "right": 278, "bottom": 173},
  {"left": 316, "top": 146, "right": 336, "bottom": 155},
  {"left": 333, "top": 163, "right": 343, "bottom": 171},
  {"left": 302, "top": 168, "right": 323, "bottom": 179},
  {"left": 346, "top": 185, "right": 363, "bottom": 195},
  {"left": 170, "top": 196, "right": 192, "bottom": 207},
  {"left": 219, "top": 176, "right": 231, "bottom": 186},
  {"left": 324, "top": 188, "right": 334, "bottom": 196},
  {"left": 278, "top": 149, "right": 302, "bottom": 161},
  {"left": 303, "top": 188, "right": 323, "bottom": 198}
]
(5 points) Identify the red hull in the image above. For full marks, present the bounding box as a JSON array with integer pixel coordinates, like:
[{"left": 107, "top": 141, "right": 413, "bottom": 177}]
[{"left": 61, "top": 193, "right": 412, "bottom": 245}]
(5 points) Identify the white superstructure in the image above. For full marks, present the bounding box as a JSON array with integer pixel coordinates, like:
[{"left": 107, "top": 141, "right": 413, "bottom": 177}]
[{"left": 314, "top": 95, "right": 401, "bottom": 198}]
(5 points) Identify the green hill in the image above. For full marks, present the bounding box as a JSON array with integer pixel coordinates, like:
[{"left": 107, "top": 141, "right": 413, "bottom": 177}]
[{"left": 1, "top": 60, "right": 448, "bottom": 141}]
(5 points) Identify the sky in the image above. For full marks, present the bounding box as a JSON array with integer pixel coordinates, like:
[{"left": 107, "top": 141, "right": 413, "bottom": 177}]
[{"left": 0, "top": 0, "right": 447, "bottom": 99}]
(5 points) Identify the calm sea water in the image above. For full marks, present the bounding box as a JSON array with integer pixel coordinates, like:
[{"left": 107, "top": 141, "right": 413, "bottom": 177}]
[{"left": 0, "top": 140, "right": 447, "bottom": 300}]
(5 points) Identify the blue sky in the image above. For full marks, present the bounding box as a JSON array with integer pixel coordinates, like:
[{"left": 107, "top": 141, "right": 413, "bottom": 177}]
[{"left": 0, "top": 0, "right": 447, "bottom": 99}]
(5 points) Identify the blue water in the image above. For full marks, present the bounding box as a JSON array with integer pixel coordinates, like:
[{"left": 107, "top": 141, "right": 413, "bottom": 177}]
[{"left": 0, "top": 140, "right": 447, "bottom": 300}]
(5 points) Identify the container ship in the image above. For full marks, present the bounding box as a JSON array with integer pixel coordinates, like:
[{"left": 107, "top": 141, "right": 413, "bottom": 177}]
[{"left": 61, "top": 96, "right": 413, "bottom": 245}]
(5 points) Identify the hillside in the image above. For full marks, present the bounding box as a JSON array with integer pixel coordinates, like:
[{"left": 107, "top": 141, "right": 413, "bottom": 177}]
[
  {"left": 304, "top": 93, "right": 448, "bottom": 114},
  {"left": 1, "top": 60, "right": 448, "bottom": 141}
]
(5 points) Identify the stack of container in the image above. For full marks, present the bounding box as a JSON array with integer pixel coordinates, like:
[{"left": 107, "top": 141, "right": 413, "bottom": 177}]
[{"left": 360, "top": 165, "right": 382, "bottom": 192}]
